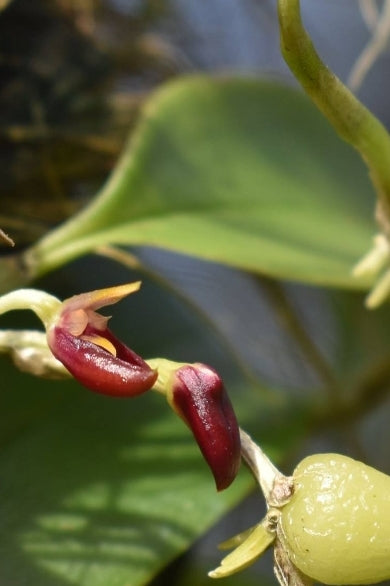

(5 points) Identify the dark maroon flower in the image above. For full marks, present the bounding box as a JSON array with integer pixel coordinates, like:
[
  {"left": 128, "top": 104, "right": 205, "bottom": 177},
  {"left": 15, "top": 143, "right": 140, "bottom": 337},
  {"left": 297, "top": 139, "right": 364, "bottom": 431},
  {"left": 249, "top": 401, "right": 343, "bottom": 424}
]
[
  {"left": 167, "top": 363, "right": 241, "bottom": 491},
  {"left": 46, "top": 282, "right": 157, "bottom": 396}
]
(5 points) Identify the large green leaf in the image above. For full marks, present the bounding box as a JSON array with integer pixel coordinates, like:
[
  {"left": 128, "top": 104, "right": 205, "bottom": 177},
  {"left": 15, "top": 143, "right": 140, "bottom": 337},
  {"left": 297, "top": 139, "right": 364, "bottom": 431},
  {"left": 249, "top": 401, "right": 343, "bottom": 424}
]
[
  {"left": 0, "top": 367, "right": 238, "bottom": 586},
  {"left": 25, "top": 76, "right": 375, "bottom": 289},
  {"left": 0, "top": 259, "right": 309, "bottom": 586},
  {"left": 0, "top": 360, "right": 304, "bottom": 586}
]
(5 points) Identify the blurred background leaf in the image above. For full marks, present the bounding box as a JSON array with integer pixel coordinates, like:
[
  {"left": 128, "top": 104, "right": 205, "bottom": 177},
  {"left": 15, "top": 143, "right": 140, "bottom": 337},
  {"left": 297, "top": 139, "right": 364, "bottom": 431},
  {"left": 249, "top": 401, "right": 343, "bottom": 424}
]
[
  {"left": 27, "top": 77, "right": 376, "bottom": 289},
  {"left": 1, "top": 2, "right": 390, "bottom": 585},
  {"left": 0, "top": 257, "right": 309, "bottom": 586}
]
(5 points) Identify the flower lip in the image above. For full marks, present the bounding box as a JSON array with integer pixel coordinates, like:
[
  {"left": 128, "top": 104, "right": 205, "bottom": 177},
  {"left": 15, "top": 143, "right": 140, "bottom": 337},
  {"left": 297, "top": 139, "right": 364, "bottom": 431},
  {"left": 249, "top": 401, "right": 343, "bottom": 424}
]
[
  {"left": 50, "top": 325, "right": 157, "bottom": 396},
  {"left": 47, "top": 282, "right": 157, "bottom": 397},
  {"left": 170, "top": 363, "right": 241, "bottom": 491}
]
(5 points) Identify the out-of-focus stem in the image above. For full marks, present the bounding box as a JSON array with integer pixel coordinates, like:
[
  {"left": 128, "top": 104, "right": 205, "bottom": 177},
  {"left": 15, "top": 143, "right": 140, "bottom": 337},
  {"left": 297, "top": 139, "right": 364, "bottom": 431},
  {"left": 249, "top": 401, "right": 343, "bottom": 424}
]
[
  {"left": 312, "top": 352, "right": 390, "bottom": 427},
  {"left": 258, "top": 276, "right": 341, "bottom": 401},
  {"left": 358, "top": 0, "right": 379, "bottom": 31},
  {"left": 349, "top": 0, "right": 390, "bottom": 91}
]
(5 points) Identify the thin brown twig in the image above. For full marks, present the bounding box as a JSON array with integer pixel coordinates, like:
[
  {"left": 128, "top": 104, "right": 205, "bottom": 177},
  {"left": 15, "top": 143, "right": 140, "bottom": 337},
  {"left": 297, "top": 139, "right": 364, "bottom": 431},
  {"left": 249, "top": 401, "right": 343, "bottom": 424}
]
[
  {"left": 0, "top": 228, "right": 15, "bottom": 247},
  {"left": 0, "top": 125, "right": 121, "bottom": 155}
]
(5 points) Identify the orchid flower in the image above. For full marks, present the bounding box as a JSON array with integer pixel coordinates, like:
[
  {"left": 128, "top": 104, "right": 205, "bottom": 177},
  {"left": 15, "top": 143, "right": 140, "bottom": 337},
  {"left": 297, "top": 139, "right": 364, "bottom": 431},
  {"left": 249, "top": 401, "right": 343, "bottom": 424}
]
[
  {"left": 0, "top": 284, "right": 241, "bottom": 491},
  {"left": 148, "top": 358, "right": 241, "bottom": 491},
  {"left": 0, "top": 282, "right": 157, "bottom": 396}
]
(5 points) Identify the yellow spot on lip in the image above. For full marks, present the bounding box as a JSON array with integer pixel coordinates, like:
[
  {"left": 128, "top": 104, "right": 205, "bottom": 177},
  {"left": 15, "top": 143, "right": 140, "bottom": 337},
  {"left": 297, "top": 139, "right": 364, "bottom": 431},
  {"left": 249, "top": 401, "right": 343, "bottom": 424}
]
[{"left": 81, "top": 334, "right": 117, "bottom": 356}]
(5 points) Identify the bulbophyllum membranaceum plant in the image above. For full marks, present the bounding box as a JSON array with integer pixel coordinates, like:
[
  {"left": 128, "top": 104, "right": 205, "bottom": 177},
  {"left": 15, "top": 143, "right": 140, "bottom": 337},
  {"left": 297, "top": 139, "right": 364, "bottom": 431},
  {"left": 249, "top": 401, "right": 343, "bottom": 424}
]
[
  {"left": 0, "top": 282, "right": 240, "bottom": 492},
  {"left": 0, "top": 282, "right": 390, "bottom": 586}
]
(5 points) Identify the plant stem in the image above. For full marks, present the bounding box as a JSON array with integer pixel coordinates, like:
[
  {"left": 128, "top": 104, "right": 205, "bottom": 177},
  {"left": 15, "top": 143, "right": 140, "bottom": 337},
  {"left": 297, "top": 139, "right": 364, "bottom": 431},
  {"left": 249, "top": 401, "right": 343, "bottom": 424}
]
[
  {"left": 278, "top": 0, "right": 390, "bottom": 235},
  {"left": 0, "top": 289, "right": 61, "bottom": 327},
  {"left": 240, "top": 429, "right": 294, "bottom": 508}
]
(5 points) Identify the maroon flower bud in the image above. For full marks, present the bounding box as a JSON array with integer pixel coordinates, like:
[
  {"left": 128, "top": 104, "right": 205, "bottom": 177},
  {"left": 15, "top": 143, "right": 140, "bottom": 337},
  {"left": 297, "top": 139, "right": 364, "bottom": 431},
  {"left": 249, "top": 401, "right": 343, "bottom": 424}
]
[
  {"left": 168, "top": 363, "right": 241, "bottom": 491},
  {"left": 47, "top": 282, "right": 157, "bottom": 396}
]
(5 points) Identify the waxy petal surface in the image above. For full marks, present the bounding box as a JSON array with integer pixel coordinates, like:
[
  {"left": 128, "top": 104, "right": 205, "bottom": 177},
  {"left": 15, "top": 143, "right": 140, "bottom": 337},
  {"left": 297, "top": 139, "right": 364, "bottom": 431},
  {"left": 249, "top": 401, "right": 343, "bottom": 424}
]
[
  {"left": 49, "top": 326, "right": 157, "bottom": 397},
  {"left": 170, "top": 363, "right": 240, "bottom": 491}
]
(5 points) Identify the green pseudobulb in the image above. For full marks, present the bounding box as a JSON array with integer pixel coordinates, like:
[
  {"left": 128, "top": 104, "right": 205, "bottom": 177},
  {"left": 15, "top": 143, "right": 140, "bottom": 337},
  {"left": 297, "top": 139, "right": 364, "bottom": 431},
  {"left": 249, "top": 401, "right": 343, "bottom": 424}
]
[{"left": 279, "top": 454, "right": 390, "bottom": 585}]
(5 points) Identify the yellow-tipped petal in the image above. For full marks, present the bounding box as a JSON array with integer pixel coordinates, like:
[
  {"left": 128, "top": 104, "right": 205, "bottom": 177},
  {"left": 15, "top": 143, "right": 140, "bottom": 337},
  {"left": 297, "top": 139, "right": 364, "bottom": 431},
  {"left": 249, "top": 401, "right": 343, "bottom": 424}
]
[
  {"left": 62, "top": 281, "right": 142, "bottom": 313},
  {"left": 209, "top": 522, "right": 275, "bottom": 579}
]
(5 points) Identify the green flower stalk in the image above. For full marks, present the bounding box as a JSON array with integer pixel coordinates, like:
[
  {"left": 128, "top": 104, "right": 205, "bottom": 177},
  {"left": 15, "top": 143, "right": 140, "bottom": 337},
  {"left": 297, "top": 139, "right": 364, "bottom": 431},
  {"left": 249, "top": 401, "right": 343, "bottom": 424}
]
[
  {"left": 278, "top": 0, "right": 390, "bottom": 223},
  {"left": 278, "top": 0, "right": 390, "bottom": 306}
]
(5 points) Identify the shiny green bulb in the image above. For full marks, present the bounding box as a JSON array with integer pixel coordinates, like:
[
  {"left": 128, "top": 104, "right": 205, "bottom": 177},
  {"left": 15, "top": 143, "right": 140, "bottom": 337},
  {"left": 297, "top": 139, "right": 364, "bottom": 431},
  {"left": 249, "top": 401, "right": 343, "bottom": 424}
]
[{"left": 279, "top": 454, "right": 390, "bottom": 585}]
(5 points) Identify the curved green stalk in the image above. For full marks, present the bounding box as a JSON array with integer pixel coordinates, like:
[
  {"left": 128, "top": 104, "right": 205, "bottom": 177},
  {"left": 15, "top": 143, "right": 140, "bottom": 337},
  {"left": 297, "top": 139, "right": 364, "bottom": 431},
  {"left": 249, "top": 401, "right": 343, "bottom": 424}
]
[{"left": 278, "top": 0, "right": 390, "bottom": 234}]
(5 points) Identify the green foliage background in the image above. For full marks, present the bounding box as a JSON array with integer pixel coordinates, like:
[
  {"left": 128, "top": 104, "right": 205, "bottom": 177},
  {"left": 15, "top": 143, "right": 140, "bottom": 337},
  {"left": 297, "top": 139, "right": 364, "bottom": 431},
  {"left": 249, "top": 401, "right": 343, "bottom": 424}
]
[{"left": 1, "top": 3, "right": 389, "bottom": 586}]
